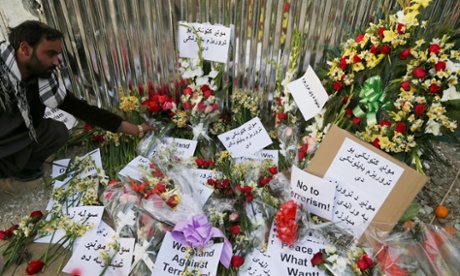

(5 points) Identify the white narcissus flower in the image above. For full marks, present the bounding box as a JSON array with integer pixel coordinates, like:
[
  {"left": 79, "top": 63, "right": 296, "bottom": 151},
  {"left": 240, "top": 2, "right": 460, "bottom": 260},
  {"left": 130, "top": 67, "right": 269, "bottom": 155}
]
[
  {"left": 195, "top": 75, "right": 210, "bottom": 86},
  {"left": 425, "top": 119, "right": 441, "bottom": 135},
  {"left": 208, "top": 69, "right": 219, "bottom": 78},
  {"left": 440, "top": 85, "right": 460, "bottom": 102}
]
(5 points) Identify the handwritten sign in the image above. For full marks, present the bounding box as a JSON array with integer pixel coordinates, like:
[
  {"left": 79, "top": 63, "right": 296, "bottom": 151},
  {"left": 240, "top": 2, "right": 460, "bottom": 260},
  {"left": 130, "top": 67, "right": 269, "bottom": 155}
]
[
  {"left": 239, "top": 247, "right": 271, "bottom": 276},
  {"left": 323, "top": 138, "right": 404, "bottom": 237},
  {"left": 290, "top": 166, "right": 336, "bottom": 220},
  {"left": 150, "top": 137, "right": 198, "bottom": 159},
  {"left": 286, "top": 66, "right": 329, "bottom": 121},
  {"left": 236, "top": 149, "right": 279, "bottom": 165},
  {"left": 97, "top": 221, "right": 116, "bottom": 239},
  {"left": 118, "top": 155, "right": 152, "bottom": 181},
  {"left": 63, "top": 233, "right": 135, "bottom": 276},
  {"left": 191, "top": 169, "right": 215, "bottom": 206},
  {"left": 44, "top": 107, "right": 77, "bottom": 130},
  {"left": 267, "top": 221, "right": 325, "bottom": 276},
  {"left": 178, "top": 21, "right": 231, "bottom": 63},
  {"left": 218, "top": 117, "right": 272, "bottom": 158},
  {"left": 35, "top": 206, "right": 104, "bottom": 245},
  {"left": 152, "top": 231, "right": 222, "bottom": 276}
]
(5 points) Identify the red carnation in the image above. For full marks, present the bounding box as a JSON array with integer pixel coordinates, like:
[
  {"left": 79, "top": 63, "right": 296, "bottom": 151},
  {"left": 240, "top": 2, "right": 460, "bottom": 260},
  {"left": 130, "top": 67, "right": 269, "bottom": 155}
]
[
  {"left": 435, "top": 61, "right": 446, "bottom": 72},
  {"left": 397, "top": 23, "right": 405, "bottom": 34},
  {"left": 30, "top": 211, "right": 43, "bottom": 221},
  {"left": 311, "top": 252, "right": 324, "bottom": 266},
  {"left": 400, "top": 81, "right": 411, "bottom": 91},
  {"left": 357, "top": 255, "right": 373, "bottom": 270},
  {"left": 353, "top": 54, "right": 362, "bottom": 63},
  {"left": 380, "top": 120, "right": 391, "bottom": 127},
  {"left": 413, "top": 67, "right": 427, "bottom": 78},
  {"left": 395, "top": 122, "right": 406, "bottom": 133},
  {"left": 370, "top": 45, "right": 380, "bottom": 54},
  {"left": 399, "top": 49, "right": 411, "bottom": 60},
  {"left": 415, "top": 104, "right": 425, "bottom": 116},
  {"left": 269, "top": 166, "right": 278, "bottom": 175},
  {"left": 231, "top": 255, "right": 245, "bottom": 267},
  {"left": 381, "top": 45, "right": 391, "bottom": 55},
  {"left": 378, "top": 27, "right": 385, "bottom": 38},
  {"left": 340, "top": 56, "right": 348, "bottom": 70},
  {"left": 429, "top": 44, "right": 440, "bottom": 55},
  {"left": 230, "top": 225, "right": 241, "bottom": 235},
  {"left": 26, "top": 260, "right": 45, "bottom": 275},
  {"left": 333, "top": 81, "right": 343, "bottom": 91},
  {"left": 372, "top": 138, "right": 380, "bottom": 148},
  {"left": 353, "top": 117, "right": 361, "bottom": 125},
  {"left": 429, "top": 84, "right": 441, "bottom": 94},
  {"left": 356, "top": 34, "right": 365, "bottom": 43}
]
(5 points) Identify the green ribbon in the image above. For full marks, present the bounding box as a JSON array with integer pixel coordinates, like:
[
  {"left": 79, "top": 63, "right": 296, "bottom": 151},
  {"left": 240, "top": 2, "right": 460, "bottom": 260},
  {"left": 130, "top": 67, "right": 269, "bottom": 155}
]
[{"left": 352, "top": 76, "right": 388, "bottom": 125}]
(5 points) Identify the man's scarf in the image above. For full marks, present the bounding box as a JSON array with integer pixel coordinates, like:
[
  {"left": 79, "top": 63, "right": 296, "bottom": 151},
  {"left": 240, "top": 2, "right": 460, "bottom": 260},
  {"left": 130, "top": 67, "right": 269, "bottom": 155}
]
[{"left": 0, "top": 41, "right": 66, "bottom": 141}]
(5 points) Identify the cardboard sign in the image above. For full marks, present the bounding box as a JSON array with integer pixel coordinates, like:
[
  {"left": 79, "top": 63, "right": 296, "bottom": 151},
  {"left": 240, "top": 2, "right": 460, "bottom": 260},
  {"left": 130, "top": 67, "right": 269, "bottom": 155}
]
[
  {"left": 218, "top": 117, "right": 272, "bottom": 158},
  {"left": 290, "top": 165, "right": 336, "bottom": 220},
  {"left": 63, "top": 233, "right": 135, "bottom": 276},
  {"left": 286, "top": 66, "right": 329, "bottom": 121},
  {"left": 178, "top": 22, "right": 231, "bottom": 63},
  {"left": 306, "top": 125, "right": 428, "bottom": 240},
  {"left": 152, "top": 232, "right": 223, "bottom": 276},
  {"left": 44, "top": 107, "right": 77, "bottom": 130}
]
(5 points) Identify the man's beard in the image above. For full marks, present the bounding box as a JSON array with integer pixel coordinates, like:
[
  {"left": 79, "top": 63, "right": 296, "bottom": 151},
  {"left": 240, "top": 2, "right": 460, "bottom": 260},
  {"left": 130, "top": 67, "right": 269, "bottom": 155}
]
[{"left": 26, "top": 52, "right": 56, "bottom": 79}]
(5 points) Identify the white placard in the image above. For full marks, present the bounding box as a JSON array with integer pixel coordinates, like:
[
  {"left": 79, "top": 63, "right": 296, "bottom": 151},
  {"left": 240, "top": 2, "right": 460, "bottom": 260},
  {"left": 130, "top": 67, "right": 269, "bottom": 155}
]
[
  {"left": 118, "top": 155, "right": 152, "bottom": 181},
  {"left": 218, "top": 117, "right": 272, "bottom": 158},
  {"left": 178, "top": 22, "right": 231, "bottom": 63},
  {"left": 239, "top": 247, "right": 271, "bottom": 276},
  {"left": 152, "top": 232, "right": 223, "bottom": 276},
  {"left": 51, "top": 159, "right": 70, "bottom": 178},
  {"left": 191, "top": 169, "right": 215, "bottom": 206},
  {"left": 267, "top": 221, "right": 325, "bottom": 276},
  {"left": 44, "top": 107, "right": 77, "bottom": 130},
  {"left": 150, "top": 137, "right": 198, "bottom": 159},
  {"left": 63, "top": 233, "right": 135, "bottom": 276},
  {"left": 286, "top": 66, "right": 329, "bottom": 121},
  {"left": 35, "top": 206, "right": 104, "bottom": 245},
  {"left": 236, "top": 149, "right": 279, "bottom": 165},
  {"left": 290, "top": 166, "right": 336, "bottom": 220},
  {"left": 97, "top": 221, "right": 116, "bottom": 239},
  {"left": 324, "top": 138, "right": 404, "bottom": 238}
]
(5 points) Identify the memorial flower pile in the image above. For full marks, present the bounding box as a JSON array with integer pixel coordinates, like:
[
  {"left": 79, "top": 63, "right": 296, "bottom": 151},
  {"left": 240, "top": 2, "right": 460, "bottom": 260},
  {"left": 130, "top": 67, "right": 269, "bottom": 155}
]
[{"left": 307, "top": 0, "right": 460, "bottom": 173}]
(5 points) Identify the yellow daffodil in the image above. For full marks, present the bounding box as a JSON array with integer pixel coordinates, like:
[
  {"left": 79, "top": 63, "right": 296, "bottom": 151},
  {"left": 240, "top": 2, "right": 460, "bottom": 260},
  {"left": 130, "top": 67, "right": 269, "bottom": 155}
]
[{"left": 382, "top": 29, "right": 398, "bottom": 43}]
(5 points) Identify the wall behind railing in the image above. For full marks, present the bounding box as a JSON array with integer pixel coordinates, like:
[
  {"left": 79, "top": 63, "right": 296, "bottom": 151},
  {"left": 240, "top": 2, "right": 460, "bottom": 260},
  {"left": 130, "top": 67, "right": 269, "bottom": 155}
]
[{"left": 3, "top": 0, "right": 460, "bottom": 116}]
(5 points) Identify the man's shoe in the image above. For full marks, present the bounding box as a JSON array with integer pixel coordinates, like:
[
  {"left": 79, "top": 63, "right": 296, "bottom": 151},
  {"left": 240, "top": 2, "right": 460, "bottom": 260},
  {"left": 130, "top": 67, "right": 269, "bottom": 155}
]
[{"left": 13, "top": 168, "right": 44, "bottom": 182}]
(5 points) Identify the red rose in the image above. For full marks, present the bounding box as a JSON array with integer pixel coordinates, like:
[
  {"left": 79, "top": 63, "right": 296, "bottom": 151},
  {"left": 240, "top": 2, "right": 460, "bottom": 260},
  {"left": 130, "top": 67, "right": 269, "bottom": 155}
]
[
  {"left": 381, "top": 45, "right": 391, "bottom": 55},
  {"left": 195, "top": 158, "right": 204, "bottom": 168},
  {"left": 148, "top": 80, "right": 155, "bottom": 95},
  {"left": 346, "top": 107, "right": 353, "bottom": 116},
  {"left": 231, "top": 255, "right": 245, "bottom": 267},
  {"left": 395, "top": 122, "right": 406, "bottom": 133},
  {"left": 380, "top": 120, "right": 391, "bottom": 127},
  {"left": 0, "top": 230, "right": 9, "bottom": 240},
  {"left": 183, "top": 101, "right": 192, "bottom": 110},
  {"left": 399, "top": 49, "right": 411, "bottom": 59},
  {"left": 370, "top": 45, "right": 380, "bottom": 54},
  {"left": 197, "top": 102, "right": 206, "bottom": 111},
  {"left": 340, "top": 56, "right": 348, "bottom": 70},
  {"left": 353, "top": 54, "right": 362, "bottom": 63},
  {"left": 298, "top": 150, "right": 306, "bottom": 161},
  {"left": 357, "top": 258, "right": 370, "bottom": 270},
  {"left": 356, "top": 34, "right": 365, "bottom": 43},
  {"left": 183, "top": 87, "right": 193, "bottom": 95},
  {"left": 83, "top": 123, "right": 93, "bottom": 132},
  {"left": 429, "top": 84, "right": 441, "bottom": 94},
  {"left": 269, "top": 166, "right": 278, "bottom": 175},
  {"left": 203, "top": 90, "right": 213, "bottom": 98},
  {"left": 397, "top": 23, "right": 405, "bottom": 34},
  {"left": 333, "top": 81, "right": 343, "bottom": 91},
  {"left": 372, "top": 138, "right": 380, "bottom": 148},
  {"left": 413, "top": 67, "right": 427, "bottom": 78},
  {"left": 230, "top": 225, "right": 241, "bottom": 235},
  {"left": 353, "top": 117, "right": 361, "bottom": 125},
  {"left": 284, "top": 3, "right": 290, "bottom": 12},
  {"left": 342, "top": 96, "right": 349, "bottom": 105},
  {"left": 415, "top": 104, "right": 425, "bottom": 116},
  {"left": 311, "top": 252, "right": 324, "bottom": 266},
  {"left": 200, "top": 85, "right": 210, "bottom": 92},
  {"left": 276, "top": 112, "right": 287, "bottom": 120},
  {"left": 148, "top": 101, "right": 160, "bottom": 113},
  {"left": 378, "top": 27, "right": 385, "bottom": 38},
  {"left": 400, "top": 81, "right": 411, "bottom": 91},
  {"left": 363, "top": 255, "right": 373, "bottom": 266},
  {"left": 435, "top": 61, "right": 446, "bottom": 71},
  {"left": 30, "top": 211, "right": 43, "bottom": 221},
  {"left": 246, "top": 194, "right": 254, "bottom": 203},
  {"left": 26, "top": 260, "right": 45, "bottom": 275},
  {"left": 429, "top": 44, "right": 440, "bottom": 55},
  {"left": 259, "top": 177, "right": 269, "bottom": 186}
]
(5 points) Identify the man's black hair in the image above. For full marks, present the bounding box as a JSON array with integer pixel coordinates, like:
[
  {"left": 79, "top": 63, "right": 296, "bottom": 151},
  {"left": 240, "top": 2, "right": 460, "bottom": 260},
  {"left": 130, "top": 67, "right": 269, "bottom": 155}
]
[{"left": 8, "top": 20, "right": 63, "bottom": 50}]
